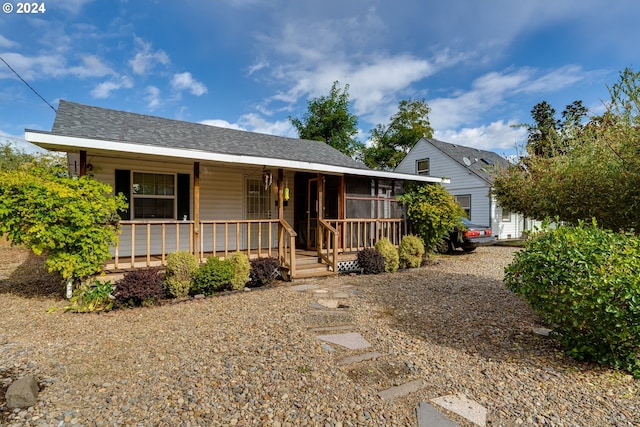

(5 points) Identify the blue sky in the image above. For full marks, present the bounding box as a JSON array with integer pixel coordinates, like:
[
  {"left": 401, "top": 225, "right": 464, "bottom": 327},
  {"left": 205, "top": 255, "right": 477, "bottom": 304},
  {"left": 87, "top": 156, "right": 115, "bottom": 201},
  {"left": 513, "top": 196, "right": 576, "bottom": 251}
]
[{"left": 1, "top": 0, "right": 639, "bottom": 158}]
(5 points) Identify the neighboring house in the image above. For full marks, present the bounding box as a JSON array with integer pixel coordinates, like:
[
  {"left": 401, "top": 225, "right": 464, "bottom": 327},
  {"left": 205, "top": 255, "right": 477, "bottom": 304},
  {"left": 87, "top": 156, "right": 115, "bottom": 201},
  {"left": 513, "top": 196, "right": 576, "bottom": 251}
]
[
  {"left": 25, "top": 101, "right": 445, "bottom": 278},
  {"left": 395, "top": 137, "right": 535, "bottom": 240}
]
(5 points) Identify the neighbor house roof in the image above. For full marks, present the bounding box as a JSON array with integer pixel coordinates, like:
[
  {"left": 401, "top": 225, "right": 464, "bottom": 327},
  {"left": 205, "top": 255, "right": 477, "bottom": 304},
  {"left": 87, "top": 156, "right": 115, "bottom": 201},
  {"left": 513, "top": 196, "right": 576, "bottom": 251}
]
[
  {"left": 422, "top": 137, "right": 509, "bottom": 183},
  {"left": 26, "top": 100, "right": 445, "bottom": 183}
]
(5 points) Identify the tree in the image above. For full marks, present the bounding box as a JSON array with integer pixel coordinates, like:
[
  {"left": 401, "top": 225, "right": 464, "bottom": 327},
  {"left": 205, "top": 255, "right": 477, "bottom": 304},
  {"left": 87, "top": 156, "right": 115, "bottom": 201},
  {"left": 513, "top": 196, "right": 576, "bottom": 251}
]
[
  {"left": 289, "top": 81, "right": 362, "bottom": 157},
  {"left": 362, "top": 99, "right": 433, "bottom": 170},
  {"left": 0, "top": 148, "right": 127, "bottom": 286},
  {"left": 492, "top": 69, "right": 640, "bottom": 231},
  {"left": 525, "top": 100, "right": 587, "bottom": 158},
  {"left": 398, "top": 183, "right": 466, "bottom": 252}
]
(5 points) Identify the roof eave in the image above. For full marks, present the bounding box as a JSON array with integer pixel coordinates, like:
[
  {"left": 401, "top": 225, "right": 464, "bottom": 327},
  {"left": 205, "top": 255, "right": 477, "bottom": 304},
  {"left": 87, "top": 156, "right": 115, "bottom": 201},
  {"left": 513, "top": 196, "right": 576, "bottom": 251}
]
[{"left": 25, "top": 130, "right": 448, "bottom": 184}]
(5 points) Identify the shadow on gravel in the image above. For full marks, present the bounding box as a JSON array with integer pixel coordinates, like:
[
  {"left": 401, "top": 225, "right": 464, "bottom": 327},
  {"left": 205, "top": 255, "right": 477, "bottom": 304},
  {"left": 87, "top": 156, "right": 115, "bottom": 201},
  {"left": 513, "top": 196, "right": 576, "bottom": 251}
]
[
  {"left": 364, "top": 268, "right": 576, "bottom": 366},
  {"left": 0, "top": 246, "right": 63, "bottom": 299}
]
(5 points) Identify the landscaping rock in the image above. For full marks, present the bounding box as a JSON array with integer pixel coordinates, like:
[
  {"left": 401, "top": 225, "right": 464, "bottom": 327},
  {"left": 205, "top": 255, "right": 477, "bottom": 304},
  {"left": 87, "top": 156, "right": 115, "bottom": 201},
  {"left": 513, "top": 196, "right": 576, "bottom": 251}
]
[{"left": 5, "top": 375, "right": 38, "bottom": 408}]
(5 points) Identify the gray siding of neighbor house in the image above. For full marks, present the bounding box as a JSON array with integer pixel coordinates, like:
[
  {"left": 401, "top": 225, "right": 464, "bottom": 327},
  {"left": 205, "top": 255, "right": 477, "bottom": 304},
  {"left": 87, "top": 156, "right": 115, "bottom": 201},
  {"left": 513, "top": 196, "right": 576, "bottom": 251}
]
[{"left": 395, "top": 140, "right": 492, "bottom": 226}]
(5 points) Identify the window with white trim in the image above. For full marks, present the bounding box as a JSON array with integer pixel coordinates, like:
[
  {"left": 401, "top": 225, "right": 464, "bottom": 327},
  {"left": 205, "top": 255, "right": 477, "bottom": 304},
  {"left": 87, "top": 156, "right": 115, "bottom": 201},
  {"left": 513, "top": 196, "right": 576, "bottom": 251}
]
[
  {"left": 132, "top": 172, "right": 175, "bottom": 219},
  {"left": 501, "top": 206, "right": 512, "bottom": 222},
  {"left": 416, "top": 158, "right": 430, "bottom": 176},
  {"left": 454, "top": 194, "right": 471, "bottom": 218}
]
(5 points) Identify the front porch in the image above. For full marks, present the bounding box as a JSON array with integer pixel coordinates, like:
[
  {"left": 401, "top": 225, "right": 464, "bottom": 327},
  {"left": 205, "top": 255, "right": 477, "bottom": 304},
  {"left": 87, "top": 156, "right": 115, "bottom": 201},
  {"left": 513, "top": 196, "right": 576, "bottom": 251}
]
[{"left": 105, "top": 217, "right": 406, "bottom": 279}]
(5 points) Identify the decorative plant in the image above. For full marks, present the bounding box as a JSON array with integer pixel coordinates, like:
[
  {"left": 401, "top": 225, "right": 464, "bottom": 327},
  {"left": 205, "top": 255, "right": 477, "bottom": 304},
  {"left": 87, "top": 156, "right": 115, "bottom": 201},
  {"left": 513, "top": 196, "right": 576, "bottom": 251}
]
[
  {"left": 398, "top": 234, "right": 425, "bottom": 268},
  {"left": 248, "top": 257, "right": 280, "bottom": 287},
  {"left": 374, "top": 238, "right": 399, "bottom": 273},
  {"left": 356, "top": 248, "right": 385, "bottom": 275},
  {"left": 164, "top": 251, "right": 199, "bottom": 298},
  {"left": 505, "top": 220, "right": 640, "bottom": 378},
  {"left": 65, "top": 279, "right": 114, "bottom": 313},
  {"left": 114, "top": 267, "right": 165, "bottom": 307},
  {"left": 227, "top": 252, "right": 250, "bottom": 290},
  {"left": 191, "top": 257, "right": 234, "bottom": 295}
]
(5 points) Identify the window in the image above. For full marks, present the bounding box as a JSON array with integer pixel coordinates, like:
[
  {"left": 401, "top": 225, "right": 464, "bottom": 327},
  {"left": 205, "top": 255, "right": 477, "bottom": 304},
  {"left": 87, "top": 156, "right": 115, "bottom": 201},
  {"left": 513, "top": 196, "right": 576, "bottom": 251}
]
[
  {"left": 454, "top": 194, "right": 471, "bottom": 218},
  {"left": 246, "top": 178, "right": 271, "bottom": 220},
  {"left": 416, "top": 159, "right": 430, "bottom": 176},
  {"left": 132, "top": 172, "right": 175, "bottom": 219},
  {"left": 501, "top": 206, "right": 512, "bottom": 222}
]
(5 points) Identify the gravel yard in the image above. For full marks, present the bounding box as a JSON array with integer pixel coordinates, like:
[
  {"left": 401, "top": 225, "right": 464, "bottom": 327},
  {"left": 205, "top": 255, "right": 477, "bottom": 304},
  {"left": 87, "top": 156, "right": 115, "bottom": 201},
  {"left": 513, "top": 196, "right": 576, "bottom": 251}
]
[{"left": 0, "top": 246, "right": 638, "bottom": 426}]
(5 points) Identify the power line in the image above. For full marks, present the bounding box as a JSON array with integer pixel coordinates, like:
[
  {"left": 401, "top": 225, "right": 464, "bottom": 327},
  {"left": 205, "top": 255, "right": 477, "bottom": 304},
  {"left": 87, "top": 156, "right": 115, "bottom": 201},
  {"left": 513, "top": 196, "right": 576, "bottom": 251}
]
[{"left": 0, "top": 55, "right": 56, "bottom": 113}]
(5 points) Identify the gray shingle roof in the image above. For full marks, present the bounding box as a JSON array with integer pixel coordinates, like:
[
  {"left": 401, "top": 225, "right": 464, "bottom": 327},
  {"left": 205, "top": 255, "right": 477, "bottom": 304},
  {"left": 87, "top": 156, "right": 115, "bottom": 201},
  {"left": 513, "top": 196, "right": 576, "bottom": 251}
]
[
  {"left": 423, "top": 138, "right": 510, "bottom": 183},
  {"left": 48, "top": 100, "right": 370, "bottom": 170}
]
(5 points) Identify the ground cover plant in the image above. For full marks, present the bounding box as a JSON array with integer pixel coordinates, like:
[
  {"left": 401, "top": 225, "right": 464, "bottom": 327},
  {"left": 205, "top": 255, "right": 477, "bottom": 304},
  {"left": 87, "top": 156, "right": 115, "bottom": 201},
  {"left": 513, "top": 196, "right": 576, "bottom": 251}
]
[
  {"left": 114, "top": 267, "right": 165, "bottom": 307},
  {"left": 356, "top": 248, "right": 385, "bottom": 274},
  {"left": 247, "top": 257, "right": 279, "bottom": 287}
]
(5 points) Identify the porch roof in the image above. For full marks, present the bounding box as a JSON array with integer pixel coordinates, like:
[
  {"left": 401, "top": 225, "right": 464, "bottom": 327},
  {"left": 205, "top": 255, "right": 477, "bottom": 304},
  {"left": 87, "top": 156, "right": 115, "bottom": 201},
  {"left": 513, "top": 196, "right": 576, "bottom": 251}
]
[{"left": 26, "top": 100, "right": 446, "bottom": 183}]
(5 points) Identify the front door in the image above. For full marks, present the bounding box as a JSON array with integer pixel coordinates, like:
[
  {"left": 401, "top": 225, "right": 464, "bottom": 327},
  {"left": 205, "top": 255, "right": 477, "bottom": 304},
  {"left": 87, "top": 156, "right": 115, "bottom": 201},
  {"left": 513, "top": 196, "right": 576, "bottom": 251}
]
[{"left": 307, "top": 178, "right": 319, "bottom": 250}]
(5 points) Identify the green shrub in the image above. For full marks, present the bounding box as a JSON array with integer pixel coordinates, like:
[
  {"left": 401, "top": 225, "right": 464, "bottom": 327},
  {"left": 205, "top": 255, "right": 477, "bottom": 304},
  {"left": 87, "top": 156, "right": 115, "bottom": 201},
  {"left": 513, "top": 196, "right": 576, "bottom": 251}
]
[
  {"left": 505, "top": 220, "right": 640, "bottom": 378},
  {"left": 248, "top": 257, "right": 280, "bottom": 287},
  {"left": 398, "top": 234, "right": 425, "bottom": 268},
  {"left": 164, "top": 251, "right": 199, "bottom": 298},
  {"left": 114, "top": 267, "right": 165, "bottom": 307},
  {"left": 65, "top": 279, "right": 114, "bottom": 313},
  {"left": 356, "top": 248, "right": 385, "bottom": 274},
  {"left": 227, "top": 252, "right": 250, "bottom": 290},
  {"left": 374, "top": 238, "right": 399, "bottom": 273},
  {"left": 191, "top": 257, "right": 234, "bottom": 295}
]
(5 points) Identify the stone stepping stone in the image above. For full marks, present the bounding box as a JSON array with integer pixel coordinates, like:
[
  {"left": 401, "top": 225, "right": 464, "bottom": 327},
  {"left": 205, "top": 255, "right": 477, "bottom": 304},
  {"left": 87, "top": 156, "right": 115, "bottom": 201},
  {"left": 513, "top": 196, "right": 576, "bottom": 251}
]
[
  {"left": 416, "top": 401, "right": 460, "bottom": 427},
  {"left": 315, "top": 298, "right": 341, "bottom": 309},
  {"left": 316, "top": 332, "right": 371, "bottom": 350},
  {"left": 336, "top": 351, "right": 386, "bottom": 366},
  {"left": 377, "top": 379, "right": 425, "bottom": 400},
  {"left": 431, "top": 394, "right": 487, "bottom": 427}
]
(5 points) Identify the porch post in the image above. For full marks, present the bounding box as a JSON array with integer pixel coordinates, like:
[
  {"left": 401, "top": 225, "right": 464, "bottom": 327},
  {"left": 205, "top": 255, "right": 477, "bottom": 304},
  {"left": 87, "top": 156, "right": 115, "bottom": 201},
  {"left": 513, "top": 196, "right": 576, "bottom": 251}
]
[
  {"left": 277, "top": 169, "right": 284, "bottom": 261},
  {"left": 79, "top": 150, "right": 87, "bottom": 176},
  {"left": 338, "top": 175, "right": 345, "bottom": 249},
  {"left": 193, "top": 162, "right": 200, "bottom": 260}
]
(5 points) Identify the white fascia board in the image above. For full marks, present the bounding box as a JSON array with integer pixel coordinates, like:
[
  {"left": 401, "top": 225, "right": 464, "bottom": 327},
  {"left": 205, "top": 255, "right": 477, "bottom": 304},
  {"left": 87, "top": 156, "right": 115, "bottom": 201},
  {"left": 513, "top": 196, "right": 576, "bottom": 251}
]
[{"left": 25, "top": 131, "right": 448, "bottom": 184}]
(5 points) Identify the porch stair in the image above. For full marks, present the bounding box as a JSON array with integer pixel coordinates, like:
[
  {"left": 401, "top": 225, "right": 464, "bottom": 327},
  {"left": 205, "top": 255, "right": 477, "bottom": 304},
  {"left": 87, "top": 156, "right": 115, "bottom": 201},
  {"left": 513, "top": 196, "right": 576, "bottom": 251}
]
[{"left": 292, "top": 251, "right": 338, "bottom": 279}]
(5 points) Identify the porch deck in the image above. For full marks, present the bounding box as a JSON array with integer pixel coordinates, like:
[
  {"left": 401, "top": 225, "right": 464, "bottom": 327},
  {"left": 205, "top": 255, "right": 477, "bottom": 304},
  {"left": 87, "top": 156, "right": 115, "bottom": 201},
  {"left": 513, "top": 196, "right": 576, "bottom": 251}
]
[{"left": 103, "top": 249, "right": 358, "bottom": 280}]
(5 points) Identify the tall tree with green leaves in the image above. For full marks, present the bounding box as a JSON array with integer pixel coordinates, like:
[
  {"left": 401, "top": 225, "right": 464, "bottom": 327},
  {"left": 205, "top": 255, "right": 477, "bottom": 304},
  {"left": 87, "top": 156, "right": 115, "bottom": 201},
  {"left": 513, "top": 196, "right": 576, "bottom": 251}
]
[
  {"left": 492, "top": 69, "right": 640, "bottom": 231},
  {"left": 289, "top": 81, "right": 362, "bottom": 157},
  {"left": 362, "top": 99, "right": 433, "bottom": 170},
  {"left": 525, "top": 100, "right": 587, "bottom": 158}
]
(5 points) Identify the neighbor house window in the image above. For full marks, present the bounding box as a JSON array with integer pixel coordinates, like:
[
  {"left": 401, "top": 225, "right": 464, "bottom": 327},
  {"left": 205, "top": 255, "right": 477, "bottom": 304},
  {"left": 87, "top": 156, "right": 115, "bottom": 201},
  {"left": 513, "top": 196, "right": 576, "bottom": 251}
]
[
  {"left": 132, "top": 172, "right": 175, "bottom": 219},
  {"left": 501, "top": 206, "right": 512, "bottom": 222},
  {"left": 455, "top": 194, "right": 471, "bottom": 218},
  {"left": 416, "top": 159, "right": 430, "bottom": 176}
]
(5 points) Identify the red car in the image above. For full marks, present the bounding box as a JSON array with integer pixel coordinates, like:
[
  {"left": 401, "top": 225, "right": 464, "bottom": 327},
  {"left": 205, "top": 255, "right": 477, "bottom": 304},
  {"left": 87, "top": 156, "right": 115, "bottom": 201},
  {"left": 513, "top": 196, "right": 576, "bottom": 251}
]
[{"left": 437, "top": 217, "right": 495, "bottom": 253}]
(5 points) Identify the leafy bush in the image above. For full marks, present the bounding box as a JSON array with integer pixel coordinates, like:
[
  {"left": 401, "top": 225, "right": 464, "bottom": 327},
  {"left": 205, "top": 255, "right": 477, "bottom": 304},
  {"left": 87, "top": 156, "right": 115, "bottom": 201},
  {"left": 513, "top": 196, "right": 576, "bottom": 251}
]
[
  {"left": 114, "top": 267, "right": 165, "bottom": 307},
  {"left": 398, "top": 234, "right": 425, "bottom": 268},
  {"left": 65, "top": 279, "right": 114, "bottom": 313},
  {"left": 356, "top": 248, "right": 385, "bottom": 274},
  {"left": 248, "top": 257, "right": 280, "bottom": 287},
  {"left": 191, "top": 257, "right": 234, "bottom": 295},
  {"left": 164, "top": 251, "right": 199, "bottom": 298},
  {"left": 0, "top": 155, "right": 127, "bottom": 282},
  {"left": 227, "top": 252, "right": 250, "bottom": 290},
  {"left": 505, "top": 220, "right": 640, "bottom": 378},
  {"left": 374, "top": 238, "right": 399, "bottom": 273},
  {"left": 398, "top": 183, "right": 466, "bottom": 252}
]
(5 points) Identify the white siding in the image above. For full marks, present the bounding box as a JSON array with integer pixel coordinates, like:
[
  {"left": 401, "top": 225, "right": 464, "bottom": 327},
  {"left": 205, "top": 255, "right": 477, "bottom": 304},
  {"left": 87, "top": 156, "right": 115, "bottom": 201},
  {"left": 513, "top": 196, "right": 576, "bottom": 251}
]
[{"left": 78, "top": 155, "right": 296, "bottom": 256}]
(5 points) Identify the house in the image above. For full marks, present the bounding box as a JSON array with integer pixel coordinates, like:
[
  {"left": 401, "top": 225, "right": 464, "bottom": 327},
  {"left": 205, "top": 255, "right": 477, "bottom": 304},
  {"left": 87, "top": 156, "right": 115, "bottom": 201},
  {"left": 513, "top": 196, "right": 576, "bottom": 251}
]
[
  {"left": 25, "top": 101, "right": 446, "bottom": 278},
  {"left": 395, "top": 137, "right": 535, "bottom": 240}
]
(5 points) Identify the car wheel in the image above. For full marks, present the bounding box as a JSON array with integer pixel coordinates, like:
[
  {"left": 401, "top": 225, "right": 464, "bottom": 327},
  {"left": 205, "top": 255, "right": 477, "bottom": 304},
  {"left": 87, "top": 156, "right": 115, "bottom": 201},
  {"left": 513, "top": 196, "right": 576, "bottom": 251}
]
[{"left": 436, "top": 239, "right": 453, "bottom": 254}]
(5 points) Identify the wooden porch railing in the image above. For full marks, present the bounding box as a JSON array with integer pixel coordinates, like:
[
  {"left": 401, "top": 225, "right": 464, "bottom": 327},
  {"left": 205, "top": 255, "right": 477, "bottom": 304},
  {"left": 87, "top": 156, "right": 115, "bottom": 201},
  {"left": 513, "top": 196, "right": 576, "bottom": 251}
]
[
  {"left": 317, "top": 219, "right": 338, "bottom": 272},
  {"left": 112, "top": 219, "right": 296, "bottom": 273},
  {"left": 325, "top": 218, "right": 405, "bottom": 252}
]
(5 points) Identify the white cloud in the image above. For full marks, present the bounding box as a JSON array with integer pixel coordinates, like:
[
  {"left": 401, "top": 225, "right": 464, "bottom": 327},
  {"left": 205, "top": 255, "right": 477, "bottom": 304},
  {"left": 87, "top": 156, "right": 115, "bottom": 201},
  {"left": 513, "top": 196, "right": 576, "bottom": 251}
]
[
  {"left": 144, "top": 86, "right": 161, "bottom": 109},
  {"left": 171, "top": 72, "right": 207, "bottom": 96},
  {"left": 201, "top": 113, "right": 296, "bottom": 138},
  {"left": 0, "top": 35, "right": 18, "bottom": 48},
  {"left": 200, "top": 119, "right": 244, "bottom": 131},
  {"left": 434, "top": 120, "right": 527, "bottom": 152},
  {"left": 57, "top": 0, "right": 95, "bottom": 14},
  {"left": 69, "top": 55, "right": 113, "bottom": 78},
  {"left": 129, "top": 37, "right": 170, "bottom": 75},
  {"left": 91, "top": 75, "right": 133, "bottom": 98}
]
